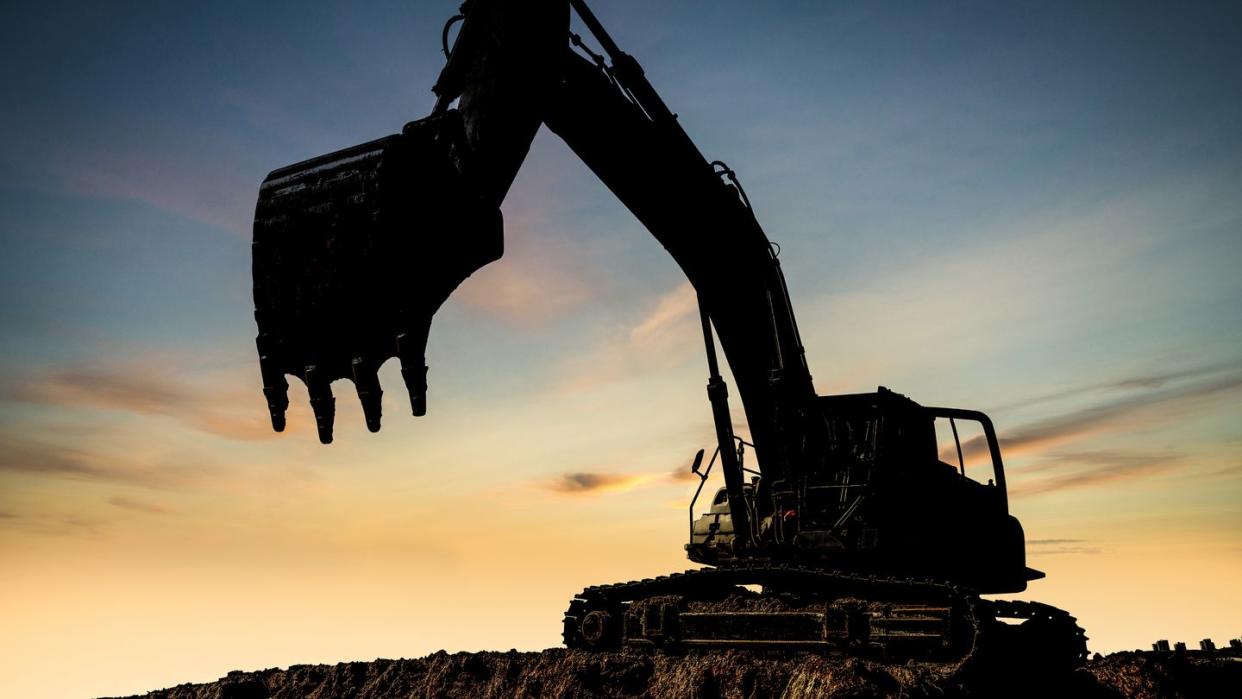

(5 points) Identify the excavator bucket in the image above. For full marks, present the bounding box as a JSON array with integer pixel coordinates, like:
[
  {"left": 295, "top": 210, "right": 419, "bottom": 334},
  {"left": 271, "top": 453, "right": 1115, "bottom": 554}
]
[
  {"left": 252, "top": 114, "right": 502, "bottom": 443},
  {"left": 253, "top": 0, "right": 568, "bottom": 443}
]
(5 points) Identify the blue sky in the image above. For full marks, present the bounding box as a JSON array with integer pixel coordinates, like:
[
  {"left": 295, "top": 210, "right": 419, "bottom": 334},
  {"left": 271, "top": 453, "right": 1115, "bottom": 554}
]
[
  {"left": 1, "top": 2, "right": 1240, "bottom": 697},
  {"left": 3, "top": 0, "right": 1240, "bottom": 364}
]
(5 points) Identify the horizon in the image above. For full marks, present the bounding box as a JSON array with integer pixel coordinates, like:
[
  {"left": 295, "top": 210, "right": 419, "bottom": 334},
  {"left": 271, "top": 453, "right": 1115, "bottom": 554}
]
[{"left": 2, "top": 1, "right": 1240, "bottom": 697}]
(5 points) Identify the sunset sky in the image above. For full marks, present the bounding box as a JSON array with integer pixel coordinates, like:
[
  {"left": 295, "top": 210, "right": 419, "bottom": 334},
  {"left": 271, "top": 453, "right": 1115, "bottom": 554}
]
[{"left": 2, "top": 1, "right": 1240, "bottom": 697}]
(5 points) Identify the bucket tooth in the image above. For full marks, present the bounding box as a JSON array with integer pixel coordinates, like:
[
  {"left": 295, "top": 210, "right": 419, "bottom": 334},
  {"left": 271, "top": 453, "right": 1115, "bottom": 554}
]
[
  {"left": 305, "top": 365, "right": 336, "bottom": 444},
  {"left": 397, "top": 328, "right": 430, "bottom": 417},
  {"left": 400, "top": 358, "right": 429, "bottom": 417},
  {"left": 263, "top": 382, "right": 289, "bottom": 433},
  {"left": 352, "top": 357, "right": 384, "bottom": 433},
  {"left": 258, "top": 351, "right": 289, "bottom": 433}
]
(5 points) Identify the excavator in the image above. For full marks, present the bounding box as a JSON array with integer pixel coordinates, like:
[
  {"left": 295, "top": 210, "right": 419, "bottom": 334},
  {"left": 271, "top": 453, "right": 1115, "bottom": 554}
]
[{"left": 252, "top": 0, "right": 1088, "bottom": 666}]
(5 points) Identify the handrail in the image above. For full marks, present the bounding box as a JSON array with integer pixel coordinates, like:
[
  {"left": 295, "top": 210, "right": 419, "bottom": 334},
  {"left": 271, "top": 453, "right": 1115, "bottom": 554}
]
[{"left": 688, "top": 446, "right": 720, "bottom": 541}]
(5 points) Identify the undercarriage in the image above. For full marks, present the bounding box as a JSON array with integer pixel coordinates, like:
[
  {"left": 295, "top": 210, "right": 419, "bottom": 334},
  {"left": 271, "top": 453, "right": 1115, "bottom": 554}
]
[{"left": 563, "top": 564, "right": 1087, "bottom": 668}]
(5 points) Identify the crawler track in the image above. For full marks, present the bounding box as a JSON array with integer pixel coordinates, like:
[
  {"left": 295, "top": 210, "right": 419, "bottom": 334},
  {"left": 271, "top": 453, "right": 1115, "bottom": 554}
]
[
  {"left": 977, "top": 598, "right": 1090, "bottom": 669},
  {"left": 563, "top": 564, "right": 980, "bottom": 660},
  {"left": 563, "top": 565, "right": 1086, "bottom": 668}
]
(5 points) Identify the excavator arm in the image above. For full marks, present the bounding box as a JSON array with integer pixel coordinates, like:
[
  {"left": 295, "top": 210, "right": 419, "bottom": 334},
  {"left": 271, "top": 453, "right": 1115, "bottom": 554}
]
[
  {"left": 543, "top": 7, "right": 819, "bottom": 538},
  {"left": 251, "top": 0, "right": 819, "bottom": 537}
]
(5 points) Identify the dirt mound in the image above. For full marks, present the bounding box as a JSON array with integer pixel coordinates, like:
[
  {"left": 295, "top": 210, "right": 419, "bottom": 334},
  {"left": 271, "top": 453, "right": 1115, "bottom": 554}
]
[
  {"left": 1088, "top": 651, "right": 1242, "bottom": 699},
  {"left": 108, "top": 648, "right": 1240, "bottom": 698}
]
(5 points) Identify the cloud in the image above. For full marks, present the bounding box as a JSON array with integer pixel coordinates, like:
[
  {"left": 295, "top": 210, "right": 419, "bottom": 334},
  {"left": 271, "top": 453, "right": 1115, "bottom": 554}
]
[
  {"left": 947, "top": 368, "right": 1241, "bottom": 497},
  {"left": 107, "top": 496, "right": 170, "bottom": 515},
  {"left": 797, "top": 183, "right": 1237, "bottom": 395},
  {"left": 540, "top": 451, "right": 711, "bottom": 497},
  {"left": 7, "top": 364, "right": 292, "bottom": 442},
  {"left": 0, "top": 511, "right": 111, "bottom": 537},
  {"left": 540, "top": 471, "right": 653, "bottom": 495},
  {"left": 667, "top": 448, "right": 717, "bottom": 484},
  {"left": 956, "top": 370, "right": 1242, "bottom": 462},
  {"left": 668, "top": 464, "right": 701, "bottom": 483},
  {"left": 1002, "top": 373, "right": 1242, "bottom": 453},
  {"left": 22, "top": 367, "right": 186, "bottom": 413},
  {"left": 1009, "top": 451, "right": 1182, "bottom": 498},
  {"left": 557, "top": 281, "right": 700, "bottom": 392},
  {"left": 46, "top": 142, "right": 259, "bottom": 234},
  {"left": 0, "top": 427, "right": 317, "bottom": 505},
  {"left": 44, "top": 515, "right": 108, "bottom": 536},
  {"left": 629, "top": 282, "right": 699, "bottom": 349},
  {"left": 1192, "top": 460, "right": 1242, "bottom": 482},
  {"left": 450, "top": 198, "right": 603, "bottom": 328},
  {"left": 0, "top": 435, "right": 220, "bottom": 491},
  {"left": 1026, "top": 538, "right": 1102, "bottom": 555},
  {"left": 991, "top": 363, "right": 1241, "bottom": 413},
  {"left": 453, "top": 246, "right": 597, "bottom": 326}
]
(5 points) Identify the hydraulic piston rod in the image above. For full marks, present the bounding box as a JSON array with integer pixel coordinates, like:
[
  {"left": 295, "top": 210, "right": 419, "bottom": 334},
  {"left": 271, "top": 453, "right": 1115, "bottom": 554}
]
[{"left": 698, "top": 297, "right": 752, "bottom": 548}]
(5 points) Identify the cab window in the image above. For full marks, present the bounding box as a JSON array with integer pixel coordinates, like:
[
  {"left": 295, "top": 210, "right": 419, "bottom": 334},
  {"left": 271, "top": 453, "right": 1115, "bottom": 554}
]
[{"left": 934, "top": 416, "right": 998, "bottom": 487}]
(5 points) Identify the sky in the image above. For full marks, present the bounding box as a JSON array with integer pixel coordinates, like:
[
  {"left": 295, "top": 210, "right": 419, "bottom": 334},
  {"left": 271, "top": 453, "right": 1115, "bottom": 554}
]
[{"left": 1, "top": 1, "right": 1240, "bottom": 696}]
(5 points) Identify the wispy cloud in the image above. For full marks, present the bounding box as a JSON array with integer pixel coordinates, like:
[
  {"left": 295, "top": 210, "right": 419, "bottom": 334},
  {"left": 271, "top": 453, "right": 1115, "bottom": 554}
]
[
  {"left": 557, "top": 281, "right": 700, "bottom": 392},
  {"left": 540, "top": 471, "right": 653, "bottom": 495},
  {"left": 1009, "top": 451, "right": 1183, "bottom": 498},
  {"left": 1027, "top": 538, "right": 1102, "bottom": 555},
  {"left": 541, "top": 453, "right": 708, "bottom": 497},
  {"left": 0, "top": 510, "right": 111, "bottom": 537},
  {"left": 107, "top": 496, "right": 170, "bottom": 515},
  {"left": 448, "top": 195, "right": 604, "bottom": 327},
  {"left": 1191, "top": 460, "right": 1242, "bottom": 482},
  {"left": 992, "top": 363, "right": 1241, "bottom": 413},
  {"left": 956, "top": 370, "right": 1242, "bottom": 462},
  {"left": 45, "top": 141, "right": 259, "bottom": 234},
  {"left": 668, "top": 464, "right": 701, "bottom": 483},
  {"left": 0, "top": 427, "right": 318, "bottom": 506},
  {"left": 0, "top": 435, "right": 221, "bottom": 490},
  {"left": 453, "top": 246, "right": 597, "bottom": 327},
  {"left": 629, "top": 282, "right": 699, "bottom": 350},
  {"left": 666, "top": 448, "right": 716, "bottom": 484},
  {"left": 939, "top": 368, "right": 1242, "bottom": 497},
  {"left": 799, "top": 183, "right": 1237, "bottom": 394},
  {"left": 7, "top": 364, "right": 293, "bottom": 442},
  {"left": 1003, "top": 373, "right": 1242, "bottom": 454}
]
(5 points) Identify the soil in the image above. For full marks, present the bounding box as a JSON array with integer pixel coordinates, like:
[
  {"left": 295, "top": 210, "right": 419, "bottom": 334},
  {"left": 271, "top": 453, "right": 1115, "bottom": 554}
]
[{"left": 107, "top": 648, "right": 1241, "bottom": 698}]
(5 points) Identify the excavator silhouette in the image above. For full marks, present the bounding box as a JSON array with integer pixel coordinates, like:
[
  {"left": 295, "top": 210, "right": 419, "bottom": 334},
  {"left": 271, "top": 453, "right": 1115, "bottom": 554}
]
[{"left": 252, "top": 0, "right": 1087, "bottom": 666}]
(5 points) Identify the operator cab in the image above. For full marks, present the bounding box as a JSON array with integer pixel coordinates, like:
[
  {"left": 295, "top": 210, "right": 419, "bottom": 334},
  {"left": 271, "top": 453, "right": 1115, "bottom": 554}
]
[{"left": 688, "top": 387, "right": 1039, "bottom": 594}]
